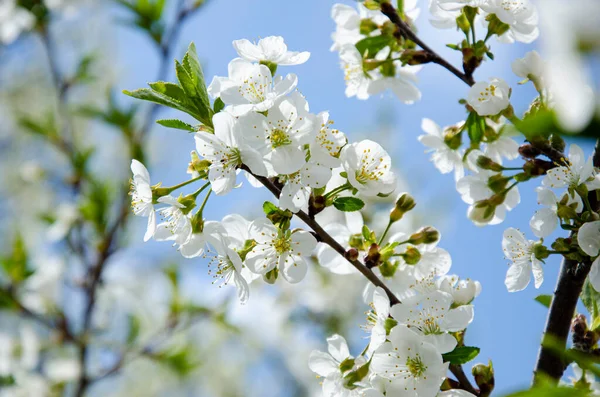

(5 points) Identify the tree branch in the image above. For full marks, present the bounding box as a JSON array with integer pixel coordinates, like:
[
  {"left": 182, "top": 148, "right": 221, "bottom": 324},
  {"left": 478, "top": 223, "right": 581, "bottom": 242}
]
[
  {"left": 379, "top": 2, "right": 475, "bottom": 87},
  {"left": 450, "top": 364, "right": 480, "bottom": 395},
  {"left": 533, "top": 137, "right": 600, "bottom": 383},
  {"left": 242, "top": 165, "right": 402, "bottom": 306}
]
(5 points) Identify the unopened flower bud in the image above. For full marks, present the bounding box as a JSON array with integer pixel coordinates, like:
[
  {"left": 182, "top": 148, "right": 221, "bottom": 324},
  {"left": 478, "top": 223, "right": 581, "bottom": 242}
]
[
  {"left": 408, "top": 226, "right": 440, "bottom": 245},
  {"left": 345, "top": 248, "right": 359, "bottom": 262},
  {"left": 476, "top": 155, "right": 504, "bottom": 172},
  {"left": 523, "top": 159, "right": 553, "bottom": 176},
  {"left": 518, "top": 144, "right": 541, "bottom": 159},
  {"left": 359, "top": 18, "right": 378, "bottom": 35},
  {"left": 487, "top": 174, "right": 511, "bottom": 194},
  {"left": 402, "top": 246, "right": 421, "bottom": 265},
  {"left": 533, "top": 243, "right": 550, "bottom": 260},
  {"left": 550, "top": 134, "right": 566, "bottom": 153},
  {"left": 263, "top": 267, "right": 279, "bottom": 284},
  {"left": 349, "top": 234, "right": 364, "bottom": 249},
  {"left": 472, "top": 361, "right": 495, "bottom": 397},
  {"left": 551, "top": 238, "right": 571, "bottom": 253},
  {"left": 364, "top": 243, "right": 381, "bottom": 269},
  {"left": 178, "top": 194, "right": 197, "bottom": 215},
  {"left": 468, "top": 199, "right": 497, "bottom": 224},
  {"left": 390, "top": 193, "right": 416, "bottom": 222}
]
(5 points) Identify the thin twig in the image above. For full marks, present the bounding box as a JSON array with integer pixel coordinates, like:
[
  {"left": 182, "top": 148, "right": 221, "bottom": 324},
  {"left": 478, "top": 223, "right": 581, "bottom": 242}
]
[
  {"left": 379, "top": 2, "right": 475, "bottom": 87},
  {"left": 241, "top": 165, "right": 401, "bottom": 306},
  {"left": 450, "top": 364, "right": 480, "bottom": 395},
  {"left": 71, "top": 3, "right": 200, "bottom": 395}
]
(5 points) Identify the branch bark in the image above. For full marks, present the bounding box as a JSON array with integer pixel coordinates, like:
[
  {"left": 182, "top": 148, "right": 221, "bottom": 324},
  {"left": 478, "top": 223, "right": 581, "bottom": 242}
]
[
  {"left": 379, "top": 2, "right": 475, "bottom": 87},
  {"left": 533, "top": 138, "right": 600, "bottom": 383}
]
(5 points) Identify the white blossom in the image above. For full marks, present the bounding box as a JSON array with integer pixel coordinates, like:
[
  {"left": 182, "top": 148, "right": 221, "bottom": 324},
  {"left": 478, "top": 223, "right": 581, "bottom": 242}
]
[
  {"left": 340, "top": 139, "right": 396, "bottom": 197},
  {"left": 502, "top": 228, "right": 544, "bottom": 292},
  {"left": 418, "top": 118, "right": 465, "bottom": 182},
  {"left": 578, "top": 221, "right": 600, "bottom": 292},
  {"left": 371, "top": 325, "right": 447, "bottom": 396},
  {"left": 539, "top": 0, "right": 599, "bottom": 132},
  {"left": 482, "top": 0, "right": 539, "bottom": 44},
  {"left": 311, "top": 111, "right": 347, "bottom": 168},
  {"left": 437, "top": 275, "right": 482, "bottom": 306},
  {"left": 207, "top": 235, "right": 250, "bottom": 304},
  {"left": 130, "top": 159, "right": 157, "bottom": 242},
  {"left": 339, "top": 45, "right": 372, "bottom": 100},
  {"left": 195, "top": 112, "right": 267, "bottom": 195},
  {"left": 245, "top": 219, "right": 317, "bottom": 283},
  {"left": 152, "top": 196, "right": 192, "bottom": 246},
  {"left": 391, "top": 290, "right": 473, "bottom": 353},
  {"left": 365, "top": 287, "right": 391, "bottom": 354},
  {"left": 278, "top": 162, "right": 332, "bottom": 213},
  {"left": 207, "top": 58, "right": 297, "bottom": 116},
  {"left": 467, "top": 78, "right": 511, "bottom": 116},
  {"left": 0, "top": 0, "right": 35, "bottom": 45},
  {"left": 241, "top": 92, "right": 315, "bottom": 175},
  {"left": 511, "top": 50, "right": 545, "bottom": 83},
  {"left": 530, "top": 187, "right": 583, "bottom": 238},
  {"left": 308, "top": 334, "right": 366, "bottom": 397},
  {"left": 232, "top": 36, "right": 310, "bottom": 66},
  {"left": 367, "top": 65, "right": 422, "bottom": 104},
  {"left": 542, "top": 144, "right": 600, "bottom": 191}
]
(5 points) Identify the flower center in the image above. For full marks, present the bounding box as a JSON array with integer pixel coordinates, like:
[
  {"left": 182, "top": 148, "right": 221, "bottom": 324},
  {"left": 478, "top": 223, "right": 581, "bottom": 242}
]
[
  {"left": 421, "top": 317, "right": 442, "bottom": 335},
  {"left": 221, "top": 147, "right": 242, "bottom": 168},
  {"left": 270, "top": 128, "right": 292, "bottom": 149},
  {"left": 406, "top": 354, "right": 427, "bottom": 378},
  {"left": 209, "top": 254, "right": 236, "bottom": 287},
  {"left": 477, "top": 84, "right": 497, "bottom": 102},
  {"left": 501, "top": 0, "right": 526, "bottom": 13},
  {"left": 355, "top": 150, "right": 388, "bottom": 184},
  {"left": 240, "top": 75, "right": 267, "bottom": 103},
  {"left": 273, "top": 236, "right": 291, "bottom": 254}
]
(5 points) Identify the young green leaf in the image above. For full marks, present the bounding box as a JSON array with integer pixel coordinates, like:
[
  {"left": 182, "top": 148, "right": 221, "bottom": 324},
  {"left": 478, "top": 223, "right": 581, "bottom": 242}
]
[
  {"left": 534, "top": 294, "right": 552, "bottom": 308},
  {"left": 441, "top": 346, "right": 480, "bottom": 364},
  {"left": 333, "top": 197, "right": 365, "bottom": 212},
  {"left": 156, "top": 119, "right": 196, "bottom": 132}
]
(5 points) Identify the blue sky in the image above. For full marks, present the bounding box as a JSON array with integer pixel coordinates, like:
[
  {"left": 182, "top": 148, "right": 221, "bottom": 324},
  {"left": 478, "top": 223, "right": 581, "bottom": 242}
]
[{"left": 111, "top": 0, "right": 598, "bottom": 393}]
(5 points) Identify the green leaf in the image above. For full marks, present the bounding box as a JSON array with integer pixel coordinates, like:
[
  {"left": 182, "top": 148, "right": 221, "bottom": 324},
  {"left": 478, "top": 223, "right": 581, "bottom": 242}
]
[
  {"left": 535, "top": 294, "right": 552, "bottom": 308},
  {"left": 333, "top": 197, "right": 365, "bottom": 212},
  {"left": 1, "top": 233, "right": 33, "bottom": 283},
  {"left": 505, "top": 386, "right": 591, "bottom": 397},
  {"left": 581, "top": 280, "right": 600, "bottom": 320},
  {"left": 123, "top": 88, "right": 203, "bottom": 122},
  {"left": 355, "top": 35, "right": 393, "bottom": 58},
  {"left": 182, "top": 42, "right": 211, "bottom": 111},
  {"left": 213, "top": 97, "right": 225, "bottom": 113},
  {"left": 126, "top": 314, "right": 141, "bottom": 344},
  {"left": 442, "top": 346, "right": 480, "bottom": 364},
  {"left": 466, "top": 112, "right": 486, "bottom": 144},
  {"left": 156, "top": 119, "right": 196, "bottom": 132},
  {"left": 148, "top": 81, "right": 187, "bottom": 102},
  {"left": 263, "top": 201, "right": 279, "bottom": 216}
]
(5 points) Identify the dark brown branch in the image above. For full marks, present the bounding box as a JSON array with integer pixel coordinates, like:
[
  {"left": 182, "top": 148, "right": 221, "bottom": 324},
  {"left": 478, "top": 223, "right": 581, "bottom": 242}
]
[
  {"left": 450, "top": 364, "right": 480, "bottom": 395},
  {"left": 379, "top": 2, "right": 475, "bottom": 87},
  {"left": 242, "top": 165, "right": 402, "bottom": 306},
  {"left": 533, "top": 138, "right": 600, "bottom": 383}
]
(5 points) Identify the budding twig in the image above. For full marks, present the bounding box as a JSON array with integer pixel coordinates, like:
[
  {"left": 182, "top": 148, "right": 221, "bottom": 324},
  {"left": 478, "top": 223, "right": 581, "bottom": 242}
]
[
  {"left": 379, "top": 2, "right": 475, "bottom": 87},
  {"left": 241, "top": 165, "right": 402, "bottom": 306}
]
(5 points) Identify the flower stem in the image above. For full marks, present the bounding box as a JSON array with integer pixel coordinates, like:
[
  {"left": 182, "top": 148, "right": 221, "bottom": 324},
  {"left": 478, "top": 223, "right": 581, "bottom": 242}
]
[
  {"left": 323, "top": 183, "right": 352, "bottom": 200},
  {"left": 378, "top": 221, "right": 393, "bottom": 246},
  {"left": 166, "top": 176, "right": 204, "bottom": 193}
]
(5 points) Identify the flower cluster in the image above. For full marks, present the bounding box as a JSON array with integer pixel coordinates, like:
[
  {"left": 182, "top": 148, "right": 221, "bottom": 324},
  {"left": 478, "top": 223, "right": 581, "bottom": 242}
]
[
  {"left": 309, "top": 243, "right": 481, "bottom": 396},
  {"left": 128, "top": 36, "right": 405, "bottom": 304},
  {"left": 330, "top": 2, "right": 422, "bottom": 102},
  {"left": 125, "top": 33, "right": 486, "bottom": 397}
]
